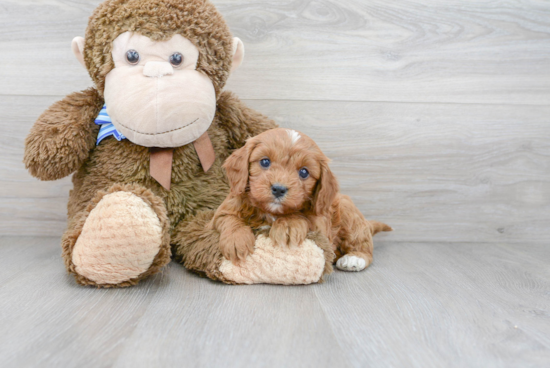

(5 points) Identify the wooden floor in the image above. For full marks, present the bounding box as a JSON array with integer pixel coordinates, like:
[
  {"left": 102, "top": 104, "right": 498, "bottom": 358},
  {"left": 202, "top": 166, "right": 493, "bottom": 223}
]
[{"left": 0, "top": 236, "right": 548, "bottom": 368}]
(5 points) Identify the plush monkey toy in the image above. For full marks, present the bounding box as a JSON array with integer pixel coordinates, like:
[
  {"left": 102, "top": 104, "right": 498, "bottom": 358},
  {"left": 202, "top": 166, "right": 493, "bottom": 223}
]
[{"left": 24, "top": 0, "right": 333, "bottom": 287}]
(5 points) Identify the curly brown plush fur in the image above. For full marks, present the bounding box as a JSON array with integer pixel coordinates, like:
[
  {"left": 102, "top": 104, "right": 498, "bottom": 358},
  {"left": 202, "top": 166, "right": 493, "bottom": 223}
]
[
  {"left": 24, "top": 89, "right": 102, "bottom": 181},
  {"left": 24, "top": 0, "right": 282, "bottom": 287}
]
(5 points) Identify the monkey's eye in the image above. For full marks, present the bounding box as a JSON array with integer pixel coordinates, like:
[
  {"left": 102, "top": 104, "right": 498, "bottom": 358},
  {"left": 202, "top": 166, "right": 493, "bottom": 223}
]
[
  {"left": 299, "top": 168, "right": 309, "bottom": 179},
  {"left": 126, "top": 50, "right": 140, "bottom": 65},
  {"left": 169, "top": 52, "right": 184, "bottom": 67},
  {"left": 260, "top": 158, "right": 271, "bottom": 169}
]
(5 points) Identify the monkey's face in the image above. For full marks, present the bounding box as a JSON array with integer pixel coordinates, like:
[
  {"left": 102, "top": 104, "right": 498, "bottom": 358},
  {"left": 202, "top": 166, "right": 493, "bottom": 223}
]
[
  {"left": 103, "top": 32, "right": 216, "bottom": 147},
  {"left": 72, "top": 0, "right": 243, "bottom": 147}
]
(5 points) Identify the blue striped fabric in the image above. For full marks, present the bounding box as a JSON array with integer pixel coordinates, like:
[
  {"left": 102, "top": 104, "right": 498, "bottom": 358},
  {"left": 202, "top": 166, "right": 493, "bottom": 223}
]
[{"left": 95, "top": 105, "right": 126, "bottom": 144}]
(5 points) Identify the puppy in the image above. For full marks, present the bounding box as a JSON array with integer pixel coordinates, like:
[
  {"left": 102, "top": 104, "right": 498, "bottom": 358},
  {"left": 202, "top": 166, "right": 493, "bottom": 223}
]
[{"left": 211, "top": 128, "right": 392, "bottom": 271}]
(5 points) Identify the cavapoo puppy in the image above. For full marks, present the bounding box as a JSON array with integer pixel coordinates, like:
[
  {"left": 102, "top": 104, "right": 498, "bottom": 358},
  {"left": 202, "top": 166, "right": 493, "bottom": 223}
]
[{"left": 211, "top": 128, "right": 392, "bottom": 271}]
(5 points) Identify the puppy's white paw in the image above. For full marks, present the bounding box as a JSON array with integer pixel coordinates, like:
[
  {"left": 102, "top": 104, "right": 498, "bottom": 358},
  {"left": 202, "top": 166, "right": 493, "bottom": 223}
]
[{"left": 336, "top": 255, "right": 367, "bottom": 272}]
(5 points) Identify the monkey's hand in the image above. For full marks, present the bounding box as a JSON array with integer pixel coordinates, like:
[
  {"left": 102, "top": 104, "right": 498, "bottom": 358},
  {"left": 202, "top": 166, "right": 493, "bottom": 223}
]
[
  {"left": 24, "top": 88, "right": 103, "bottom": 181},
  {"left": 269, "top": 216, "right": 309, "bottom": 247},
  {"left": 219, "top": 226, "right": 256, "bottom": 264}
]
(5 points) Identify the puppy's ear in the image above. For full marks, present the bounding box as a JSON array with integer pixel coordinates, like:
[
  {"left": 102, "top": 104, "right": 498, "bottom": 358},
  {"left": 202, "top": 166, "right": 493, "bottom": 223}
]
[
  {"left": 312, "top": 160, "right": 339, "bottom": 215},
  {"left": 223, "top": 139, "right": 255, "bottom": 195}
]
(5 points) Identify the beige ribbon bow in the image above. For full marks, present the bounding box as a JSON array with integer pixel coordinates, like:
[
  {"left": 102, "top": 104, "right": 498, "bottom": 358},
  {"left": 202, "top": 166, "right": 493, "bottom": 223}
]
[{"left": 149, "top": 132, "right": 215, "bottom": 190}]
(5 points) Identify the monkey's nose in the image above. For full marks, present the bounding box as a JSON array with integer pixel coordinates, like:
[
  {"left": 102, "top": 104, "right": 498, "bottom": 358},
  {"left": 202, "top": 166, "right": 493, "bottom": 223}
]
[
  {"left": 271, "top": 184, "right": 288, "bottom": 199},
  {"left": 143, "top": 61, "right": 174, "bottom": 78}
]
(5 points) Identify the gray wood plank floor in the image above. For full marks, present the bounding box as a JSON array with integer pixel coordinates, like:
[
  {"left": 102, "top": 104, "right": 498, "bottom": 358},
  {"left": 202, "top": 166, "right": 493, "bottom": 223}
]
[{"left": 0, "top": 236, "right": 548, "bottom": 368}]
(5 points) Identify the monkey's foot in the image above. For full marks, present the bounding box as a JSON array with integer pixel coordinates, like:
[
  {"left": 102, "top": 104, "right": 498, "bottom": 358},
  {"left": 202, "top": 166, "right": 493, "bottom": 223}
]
[
  {"left": 219, "top": 233, "right": 334, "bottom": 285},
  {"left": 65, "top": 184, "right": 171, "bottom": 287}
]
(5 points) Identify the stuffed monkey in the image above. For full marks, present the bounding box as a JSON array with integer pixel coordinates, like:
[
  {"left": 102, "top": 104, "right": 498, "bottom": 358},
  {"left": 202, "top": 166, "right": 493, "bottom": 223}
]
[{"left": 24, "top": 0, "right": 333, "bottom": 287}]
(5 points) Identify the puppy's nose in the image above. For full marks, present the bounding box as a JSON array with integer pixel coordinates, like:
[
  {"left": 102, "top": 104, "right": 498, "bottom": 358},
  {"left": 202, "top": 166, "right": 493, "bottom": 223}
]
[
  {"left": 143, "top": 61, "right": 174, "bottom": 78},
  {"left": 271, "top": 184, "right": 288, "bottom": 199}
]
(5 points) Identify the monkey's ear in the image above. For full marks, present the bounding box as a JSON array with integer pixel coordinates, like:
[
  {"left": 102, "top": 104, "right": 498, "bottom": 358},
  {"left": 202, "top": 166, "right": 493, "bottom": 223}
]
[
  {"left": 71, "top": 37, "right": 86, "bottom": 68},
  {"left": 231, "top": 37, "right": 245, "bottom": 73}
]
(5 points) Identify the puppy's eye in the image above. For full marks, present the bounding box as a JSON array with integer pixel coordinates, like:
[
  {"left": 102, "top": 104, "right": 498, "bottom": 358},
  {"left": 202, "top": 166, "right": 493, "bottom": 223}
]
[
  {"left": 169, "top": 52, "right": 184, "bottom": 67},
  {"left": 260, "top": 158, "right": 271, "bottom": 168},
  {"left": 126, "top": 50, "right": 140, "bottom": 65},
  {"left": 299, "top": 168, "right": 309, "bottom": 179}
]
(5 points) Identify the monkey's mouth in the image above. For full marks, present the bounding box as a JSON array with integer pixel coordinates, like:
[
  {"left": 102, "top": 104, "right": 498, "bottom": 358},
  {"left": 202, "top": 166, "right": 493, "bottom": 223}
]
[
  {"left": 103, "top": 64, "right": 217, "bottom": 148},
  {"left": 115, "top": 118, "right": 199, "bottom": 135}
]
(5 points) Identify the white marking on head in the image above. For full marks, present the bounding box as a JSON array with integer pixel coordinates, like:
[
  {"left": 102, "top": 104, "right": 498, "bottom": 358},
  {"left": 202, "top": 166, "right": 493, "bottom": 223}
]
[{"left": 286, "top": 129, "right": 301, "bottom": 145}]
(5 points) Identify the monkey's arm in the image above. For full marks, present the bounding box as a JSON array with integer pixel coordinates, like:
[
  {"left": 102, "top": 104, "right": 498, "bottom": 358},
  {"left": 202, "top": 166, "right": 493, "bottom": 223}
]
[
  {"left": 24, "top": 88, "right": 103, "bottom": 181},
  {"left": 216, "top": 91, "right": 278, "bottom": 150}
]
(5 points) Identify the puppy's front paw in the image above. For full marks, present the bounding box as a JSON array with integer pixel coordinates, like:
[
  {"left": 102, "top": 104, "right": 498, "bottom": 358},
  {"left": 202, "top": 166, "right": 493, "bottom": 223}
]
[
  {"left": 269, "top": 217, "right": 308, "bottom": 247},
  {"left": 336, "top": 255, "right": 367, "bottom": 272},
  {"left": 288, "top": 224, "right": 308, "bottom": 247},
  {"left": 220, "top": 227, "right": 256, "bottom": 264}
]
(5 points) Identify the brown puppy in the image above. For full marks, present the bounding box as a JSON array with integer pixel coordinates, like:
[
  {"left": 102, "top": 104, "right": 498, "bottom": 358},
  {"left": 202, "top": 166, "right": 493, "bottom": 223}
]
[{"left": 211, "top": 128, "right": 392, "bottom": 271}]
